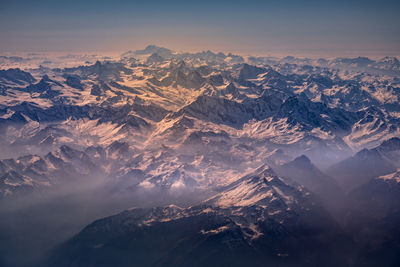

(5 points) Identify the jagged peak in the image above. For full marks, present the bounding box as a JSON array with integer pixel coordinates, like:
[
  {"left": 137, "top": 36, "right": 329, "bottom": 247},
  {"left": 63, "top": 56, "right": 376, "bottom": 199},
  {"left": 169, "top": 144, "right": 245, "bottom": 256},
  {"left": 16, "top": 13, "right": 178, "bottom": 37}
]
[
  {"left": 204, "top": 165, "right": 298, "bottom": 208},
  {"left": 291, "top": 154, "right": 312, "bottom": 165}
]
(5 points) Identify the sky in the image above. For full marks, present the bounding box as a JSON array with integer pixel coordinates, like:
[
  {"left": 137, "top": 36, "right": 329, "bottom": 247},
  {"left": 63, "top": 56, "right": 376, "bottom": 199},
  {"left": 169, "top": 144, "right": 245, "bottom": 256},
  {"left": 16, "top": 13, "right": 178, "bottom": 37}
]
[{"left": 0, "top": 0, "right": 399, "bottom": 57}]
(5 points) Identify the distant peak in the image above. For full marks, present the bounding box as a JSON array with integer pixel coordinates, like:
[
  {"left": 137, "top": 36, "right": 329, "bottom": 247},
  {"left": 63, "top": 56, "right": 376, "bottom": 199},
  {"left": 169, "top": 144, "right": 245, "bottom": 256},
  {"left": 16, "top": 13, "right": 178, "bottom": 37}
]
[
  {"left": 134, "top": 45, "right": 173, "bottom": 56},
  {"left": 378, "top": 137, "right": 400, "bottom": 151},
  {"left": 293, "top": 155, "right": 311, "bottom": 164},
  {"left": 176, "top": 60, "right": 186, "bottom": 68},
  {"left": 145, "top": 44, "right": 158, "bottom": 49},
  {"left": 283, "top": 155, "right": 315, "bottom": 170}
]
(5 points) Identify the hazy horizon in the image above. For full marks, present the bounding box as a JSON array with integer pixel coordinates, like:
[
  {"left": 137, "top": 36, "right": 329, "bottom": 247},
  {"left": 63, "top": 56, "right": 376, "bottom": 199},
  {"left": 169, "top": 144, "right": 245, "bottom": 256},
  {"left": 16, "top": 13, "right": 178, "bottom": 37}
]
[
  {"left": 1, "top": 0, "right": 399, "bottom": 57},
  {"left": 0, "top": 44, "right": 399, "bottom": 60}
]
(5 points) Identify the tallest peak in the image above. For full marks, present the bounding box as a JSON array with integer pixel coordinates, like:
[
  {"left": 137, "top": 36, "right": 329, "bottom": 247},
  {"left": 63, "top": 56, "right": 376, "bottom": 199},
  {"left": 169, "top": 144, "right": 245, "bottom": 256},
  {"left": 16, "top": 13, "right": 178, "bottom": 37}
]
[{"left": 134, "top": 45, "right": 173, "bottom": 56}]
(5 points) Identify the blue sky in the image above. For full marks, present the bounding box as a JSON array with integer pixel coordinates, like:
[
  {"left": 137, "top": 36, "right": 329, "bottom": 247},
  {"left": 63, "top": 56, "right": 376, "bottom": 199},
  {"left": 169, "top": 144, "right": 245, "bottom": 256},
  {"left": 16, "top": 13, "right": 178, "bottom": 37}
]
[{"left": 0, "top": 0, "right": 399, "bottom": 56}]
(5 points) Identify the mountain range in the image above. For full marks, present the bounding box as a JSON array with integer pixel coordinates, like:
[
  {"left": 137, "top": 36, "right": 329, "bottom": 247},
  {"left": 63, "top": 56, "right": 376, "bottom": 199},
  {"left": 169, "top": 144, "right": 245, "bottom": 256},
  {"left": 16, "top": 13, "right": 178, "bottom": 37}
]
[{"left": 1, "top": 45, "right": 400, "bottom": 266}]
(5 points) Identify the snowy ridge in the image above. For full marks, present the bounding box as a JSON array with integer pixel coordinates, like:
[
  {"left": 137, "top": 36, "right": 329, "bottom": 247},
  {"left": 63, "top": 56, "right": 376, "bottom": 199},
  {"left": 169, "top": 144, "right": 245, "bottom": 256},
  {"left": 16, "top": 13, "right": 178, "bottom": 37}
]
[{"left": 1, "top": 45, "right": 400, "bottom": 198}]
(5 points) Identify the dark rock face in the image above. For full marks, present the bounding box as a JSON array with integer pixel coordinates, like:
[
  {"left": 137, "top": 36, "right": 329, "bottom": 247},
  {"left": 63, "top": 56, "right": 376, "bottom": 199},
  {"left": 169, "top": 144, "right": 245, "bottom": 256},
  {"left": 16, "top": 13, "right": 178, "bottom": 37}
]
[
  {"left": 146, "top": 53, "right": 165, "bottom": 64},
  {"left": 238, "top": 64, "right": 266, "bottom": 80},
  {"left": 0, "top": 68, "right": 36, "bottom": 85},
  {"left": 64, "top": 75, "right": 83, "bottom": 90}
]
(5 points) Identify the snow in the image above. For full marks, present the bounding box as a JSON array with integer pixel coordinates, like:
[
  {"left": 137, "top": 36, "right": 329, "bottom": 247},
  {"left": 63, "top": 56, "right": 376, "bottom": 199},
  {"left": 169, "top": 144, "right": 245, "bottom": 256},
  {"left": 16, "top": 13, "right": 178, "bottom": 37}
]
[
  {"left": 379, "top": 169, "right": 400, "bottom": 183},
  {"left": 240, "top": 118, "right": 304, "bottom": 144},
  {"left": 2, "top": 48, "right": 400, "bottom": 198},
  {"left": 200, "top": 225, "right": 230, "bottom": 235}
]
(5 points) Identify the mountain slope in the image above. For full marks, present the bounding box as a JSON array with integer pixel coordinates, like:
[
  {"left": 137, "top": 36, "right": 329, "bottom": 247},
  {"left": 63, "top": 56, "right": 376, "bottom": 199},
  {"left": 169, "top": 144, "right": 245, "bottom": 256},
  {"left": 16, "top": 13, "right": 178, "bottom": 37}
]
[
  {"left": 345, "top": 169, "right": 400, "bottom": 266},
  {"left": 327, "top": 137, "right": 400, "bottom": 190},
  {"left": 275, "top": 155, "right": 344, "bottom": 212}
]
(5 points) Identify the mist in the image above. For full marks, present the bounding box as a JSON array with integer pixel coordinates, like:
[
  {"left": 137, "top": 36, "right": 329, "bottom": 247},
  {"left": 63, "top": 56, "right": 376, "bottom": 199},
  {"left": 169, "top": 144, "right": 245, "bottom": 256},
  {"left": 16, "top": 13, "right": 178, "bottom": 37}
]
[{"left": 0, "top": 169, "right": 215, "bottom": 266}]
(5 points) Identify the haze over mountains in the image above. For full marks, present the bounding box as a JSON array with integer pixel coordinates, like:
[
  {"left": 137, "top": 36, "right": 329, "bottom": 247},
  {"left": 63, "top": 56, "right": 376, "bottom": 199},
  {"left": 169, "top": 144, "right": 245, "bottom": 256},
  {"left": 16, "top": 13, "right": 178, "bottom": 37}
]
[{"left": 1, "top": 45, "right": 400, "bottom": 266}]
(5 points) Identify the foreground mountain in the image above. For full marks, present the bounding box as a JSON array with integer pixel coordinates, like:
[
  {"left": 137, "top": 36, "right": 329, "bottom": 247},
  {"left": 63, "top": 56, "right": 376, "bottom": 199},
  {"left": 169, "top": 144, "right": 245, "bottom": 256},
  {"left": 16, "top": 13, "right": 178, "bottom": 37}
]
[
  {"left": 345, "top": 169, "right": 400, "bottom": 266},
  {"left": 46, "top": 167, "right": 354, "bottom": 267}
]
